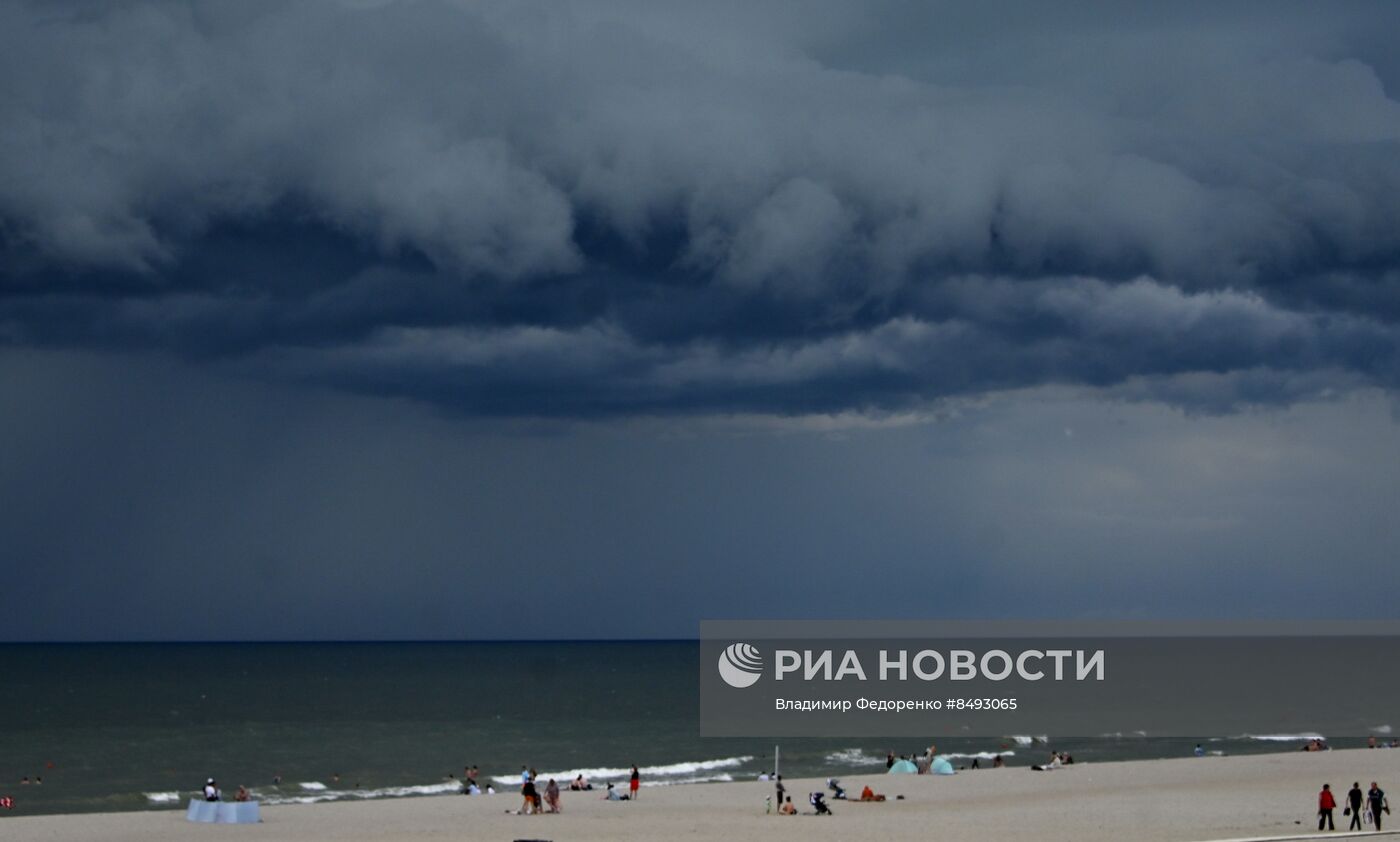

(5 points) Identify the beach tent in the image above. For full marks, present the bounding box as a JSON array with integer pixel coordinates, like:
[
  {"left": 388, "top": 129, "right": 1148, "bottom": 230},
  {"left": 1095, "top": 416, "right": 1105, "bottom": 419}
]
[
  {"left": 186, "top": 799, "right": 261, "bottom": 824},
  {"left": 888, "top": 759, "right": 919, "bottom": 774},
  {"left": 930, "top": 757, "right": 955, "bottom": 775}
]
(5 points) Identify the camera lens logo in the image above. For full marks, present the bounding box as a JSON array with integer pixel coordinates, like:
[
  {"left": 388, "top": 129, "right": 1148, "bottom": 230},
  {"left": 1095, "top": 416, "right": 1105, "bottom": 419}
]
[{"left": 717, "top": 642, "right": 763, "bottom": 689}]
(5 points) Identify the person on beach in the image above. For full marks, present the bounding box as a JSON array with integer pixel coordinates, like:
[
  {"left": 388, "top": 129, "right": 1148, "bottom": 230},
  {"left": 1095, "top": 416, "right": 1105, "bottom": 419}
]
[
  {"left": 203, "top": 778, "right": 220, "bottom": 801},
  {"left": 775, "top": 774, "right": 785, "bottom": 805},
  {"left": 993, "top": 754, "right": 1004, "bottom": 768},
  {"left": 1194, "top": 744, "right": 1205, "bottom": 757},
  {"left": 1032, "top": 752, "right": 1062, "bottom": 771},
  {"left": 520, "top": 776, "right": 539, "bottom": 814},
  {"left": 1318, "top": 783, "right": 1336, "bottom": 830},
  {"left": 604, "top": 782, "right": 625, "bottom": 800},
  {"left": 520, "top": 766, "right": 530, "bottom": 785},
  {"left": 1349, "top": 782, "right": 1365, "bottom": 831},
  {"left": 1368, "top": 782, "right": 1388, "bottom": 830},
  {"left": 886, "top": 751, "right": 896, "bottom": 769},
  {"left": 544, "top": 778, "right": 561, "bottom": 813},
  {"left": 235, "top": 785, "right": 250, "bottom": 803},
  {"left": 630, "top": 765, "right": 640, "bottom": 799},
  {"left": 779, "top": 796, "right": 797, "bottom": 815}
]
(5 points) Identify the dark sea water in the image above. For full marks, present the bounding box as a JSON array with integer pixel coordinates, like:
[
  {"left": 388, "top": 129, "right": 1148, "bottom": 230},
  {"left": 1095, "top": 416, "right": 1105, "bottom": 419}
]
[{"left": 0, "top": 642, "right": 1365, "bottom": 816}]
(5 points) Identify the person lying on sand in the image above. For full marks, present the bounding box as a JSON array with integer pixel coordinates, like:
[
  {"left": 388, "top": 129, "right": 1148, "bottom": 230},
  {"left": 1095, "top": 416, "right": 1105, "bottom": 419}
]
[
  {"left": 859, "top": 785, "right": 886, "bottom": 802},
  {"left": 1031, "top": 751, "right": 1063, "bottom": 771}
]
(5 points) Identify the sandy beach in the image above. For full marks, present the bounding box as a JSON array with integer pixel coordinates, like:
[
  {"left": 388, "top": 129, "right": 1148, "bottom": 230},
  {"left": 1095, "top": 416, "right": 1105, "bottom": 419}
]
[{"left": 9, "top": 748, "right": 1400, "bottom": 842}]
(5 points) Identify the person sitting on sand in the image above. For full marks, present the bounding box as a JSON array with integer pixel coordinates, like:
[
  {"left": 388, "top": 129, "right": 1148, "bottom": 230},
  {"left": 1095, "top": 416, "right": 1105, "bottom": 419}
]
[
  {"left": 993, "top": 754, "right": 1004, "bottom": 768},
  {"left": 604, "top": 783, "right": 626, "bottom": 801},
  {"left": 859, "top": 785, "right": 886, "bottom": 802},
  {"left": 779, "top": 796, "right": 797, "bottom": 814},
  {"left": 571, "top": 773, "right": 591, "bottom": 791},
  {"left": 235, "top": 785, "right": 250, "bottom": 803},
  {"left": 545, "top": 778, "right": 561, "bottom": 813}
]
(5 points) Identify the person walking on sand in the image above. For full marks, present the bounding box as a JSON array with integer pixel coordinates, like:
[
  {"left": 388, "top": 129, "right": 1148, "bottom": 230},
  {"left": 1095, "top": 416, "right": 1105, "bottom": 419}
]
[
  {"left": 629, "top": 765, "right": 640, "bottom": 800},
  {"left": 1368, "top": 782, "right": 1389, "bottom": 830},
  {"left": 1348, "top": 782, "right": 1365, "bottom": 831},
  {"left": 1318, "top": 783, "right": 1336, "bottom": 830},
  {"left": 775, "top": 774, "right": 785, "bottom": 807}
]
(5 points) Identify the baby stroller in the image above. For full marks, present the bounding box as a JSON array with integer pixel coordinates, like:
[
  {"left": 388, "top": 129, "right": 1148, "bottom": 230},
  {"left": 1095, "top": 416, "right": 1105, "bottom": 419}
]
[
  {"left": 810, "top": 791, "right": 832, "bottom": 815},
  {"left": 827, "top": 778, "right": 847, "bottom": 800}
]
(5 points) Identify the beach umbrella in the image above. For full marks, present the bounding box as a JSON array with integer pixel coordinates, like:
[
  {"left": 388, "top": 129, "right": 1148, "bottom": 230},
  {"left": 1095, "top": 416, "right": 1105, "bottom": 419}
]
[
  {"left": 930, "top": 757, "right": 955, "bottom": 775},
  {"left": 888, "top": 759, "right": 919, "bottom": 774}
]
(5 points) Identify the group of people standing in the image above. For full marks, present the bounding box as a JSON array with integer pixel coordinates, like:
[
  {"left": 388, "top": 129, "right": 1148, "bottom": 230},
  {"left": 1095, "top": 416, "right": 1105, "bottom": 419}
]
[
  {"left": 513, "top": 764, "right": 640, "bottom": 813},
  {"left": 1318, "top": 781, "right": 1388, "bottom": 831},
  {"left": 516, "top": 767, "right": 562, "bottom": 814}
]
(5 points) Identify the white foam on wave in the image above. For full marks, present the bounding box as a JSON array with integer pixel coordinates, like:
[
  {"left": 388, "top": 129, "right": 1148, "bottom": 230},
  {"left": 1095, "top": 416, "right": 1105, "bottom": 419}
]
[
  {"left": 260, "top": 781, "right": 461, "bottom": 806},
  {"left": 824, "top": 748, "right": 887, "bottom": 766},
  {"left": 144, "top": 791, "right": 181, "bottom": 804},
  {"left": 1006, "top": 735, "right": 1047, "bottom": 746},
  {"left": 1099, "top": 730, "right": 1149, "bottom": 738},
  {"left": 490, "top": 755, "right": 754, "bottom": 788},
  {"left": 299, "top": 781, "right": 327, "bottom": 791},
  {"left": 1372, "top": 725, "right": 1393, "bottom": 735},
  {"left": 642, "top": 773, "right": 734, "bottom": 787},
  {"left": 940, "top": 750, "right": 1015, "bottom": 761},
  {"left": 1240, "top": 733, "right": 1325, "bottom": 742}
]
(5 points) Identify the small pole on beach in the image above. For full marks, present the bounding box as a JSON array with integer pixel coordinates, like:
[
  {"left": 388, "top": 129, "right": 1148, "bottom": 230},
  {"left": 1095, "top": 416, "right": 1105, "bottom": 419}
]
[{"left": 775, "top": 744, "right": 780, "bottom": 779}]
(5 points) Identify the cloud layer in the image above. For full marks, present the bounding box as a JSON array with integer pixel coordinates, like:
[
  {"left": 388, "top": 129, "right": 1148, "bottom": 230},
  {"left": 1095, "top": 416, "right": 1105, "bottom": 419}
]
[{"left": 3, "top": 1, "right": 1399, "bottom": 416}]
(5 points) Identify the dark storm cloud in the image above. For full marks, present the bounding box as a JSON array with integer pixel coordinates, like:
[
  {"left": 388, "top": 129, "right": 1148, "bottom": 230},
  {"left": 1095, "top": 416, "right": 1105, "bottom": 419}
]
[{"left": 3, "top": 0, "right": 1400, "bottom": 416}]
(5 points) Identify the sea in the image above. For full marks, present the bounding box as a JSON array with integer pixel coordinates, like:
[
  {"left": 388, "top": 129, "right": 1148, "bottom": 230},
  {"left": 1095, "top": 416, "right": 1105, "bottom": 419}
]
[{"left": 0, "top": 642, "right": 1372, "bottom": 816}]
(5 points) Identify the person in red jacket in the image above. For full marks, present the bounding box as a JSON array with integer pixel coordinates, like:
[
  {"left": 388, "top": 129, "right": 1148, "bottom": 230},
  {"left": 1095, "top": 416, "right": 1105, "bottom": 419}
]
[{"left": 1318, "top": 783, "right": 1337, "bottom": 831}]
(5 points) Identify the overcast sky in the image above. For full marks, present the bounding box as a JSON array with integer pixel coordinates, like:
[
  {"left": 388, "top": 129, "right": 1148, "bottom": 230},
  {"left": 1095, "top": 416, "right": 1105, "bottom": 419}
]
[{"left": 2, "top": 1, "right": 1398, "bottom": 640}]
